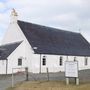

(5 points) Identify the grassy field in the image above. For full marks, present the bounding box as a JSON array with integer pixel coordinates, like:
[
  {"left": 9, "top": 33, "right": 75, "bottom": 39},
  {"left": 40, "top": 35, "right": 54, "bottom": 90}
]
[{"left": 7, "top": 81, "right": 90, "bottom": 90}]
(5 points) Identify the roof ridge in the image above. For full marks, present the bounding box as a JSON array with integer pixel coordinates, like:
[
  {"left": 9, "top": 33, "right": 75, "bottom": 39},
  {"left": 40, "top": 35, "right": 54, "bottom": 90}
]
[
  {"left": 17, "top": 20, "right": 80, "bottom": 34},
  {"left": 0, "top": 41, "right": 23, "bottom": 47}
]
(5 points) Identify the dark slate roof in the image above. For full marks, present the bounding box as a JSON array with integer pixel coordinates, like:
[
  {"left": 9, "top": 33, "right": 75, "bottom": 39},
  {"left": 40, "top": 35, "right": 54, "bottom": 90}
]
[
  {"left": 0, "top": 41, "right": 22, "bottom": 60},
  {"left": 18, "top": 20, "right": 90, "bottom": 56}
]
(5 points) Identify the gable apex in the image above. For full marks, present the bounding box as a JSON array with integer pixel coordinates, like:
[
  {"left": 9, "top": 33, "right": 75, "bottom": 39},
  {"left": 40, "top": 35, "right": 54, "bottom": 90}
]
[{"left": 10, "top": 9, "right": 18, "bottom": 24}]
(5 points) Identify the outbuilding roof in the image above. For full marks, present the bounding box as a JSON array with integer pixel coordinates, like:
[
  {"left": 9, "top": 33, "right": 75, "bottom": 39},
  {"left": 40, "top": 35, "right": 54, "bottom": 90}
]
[
  {"left": 17, "top": 20, "right": 90, "bottom": 56},
  {"left": 0, "top": 41, "right": 22, "bottom": 60}
]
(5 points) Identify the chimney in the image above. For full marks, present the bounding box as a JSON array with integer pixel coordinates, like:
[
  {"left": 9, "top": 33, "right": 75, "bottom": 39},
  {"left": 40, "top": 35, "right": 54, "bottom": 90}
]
[{"left": 10, "top": 8, "right": 18, "bottom": 24}]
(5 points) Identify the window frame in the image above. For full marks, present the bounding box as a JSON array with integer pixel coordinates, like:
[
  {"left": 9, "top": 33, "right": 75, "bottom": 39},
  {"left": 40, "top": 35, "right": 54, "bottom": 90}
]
[
  {"left": 42, "top": 56, "right": 46, "bottom": 66},
  {"left": 59, "top": 56, "right": 63, "bottom": 66},
  {"left": 18, "top": 58, "right": 22, "bottom": 66},
  {"left": 85, "top": 57, "right": 88, "bottom": 66},
  {"left": 74, "top": 57, "right": 76, "bottom": 61}
]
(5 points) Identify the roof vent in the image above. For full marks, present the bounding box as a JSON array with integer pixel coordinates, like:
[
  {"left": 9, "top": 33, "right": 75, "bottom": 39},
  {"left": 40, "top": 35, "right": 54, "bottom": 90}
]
[{"left": 33, "top": 47, "right": 38, "bottom": 50}]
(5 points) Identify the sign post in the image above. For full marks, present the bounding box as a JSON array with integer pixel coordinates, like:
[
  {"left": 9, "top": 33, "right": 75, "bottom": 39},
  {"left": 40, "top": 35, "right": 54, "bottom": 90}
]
[{"left": 65, "top": 61, "right": 79, "bottom": 85}]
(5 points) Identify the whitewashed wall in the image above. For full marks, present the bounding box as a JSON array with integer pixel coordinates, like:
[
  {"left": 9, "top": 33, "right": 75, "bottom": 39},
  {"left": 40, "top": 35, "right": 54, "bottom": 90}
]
[
  {"left": 7, "top": 41, "right": 26, "bottom": 74},
  {"left": 0, "top": 60, "right": 6, "bottom": 74},
  {"left": 39, "top": 55, "right": 65, "bottom": 73},
  {"left": 22, "top": 38, "right": 40, "bottom": 73},
  {"left": 2, "top": 52, "right": 90, "bottom": 74},
  {"left": 2, "top": 22, "right": 25, "bottom": 45},
  {"left": 31, "top": 55, "right": 90, "bottom": 73},
  {"left": 77, "top": 57, "right": 90, "bottom": 70}
]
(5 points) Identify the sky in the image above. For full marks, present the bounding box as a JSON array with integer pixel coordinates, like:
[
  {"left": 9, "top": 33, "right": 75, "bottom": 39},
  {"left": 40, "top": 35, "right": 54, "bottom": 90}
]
[{"left": 0, "top": 0, "right": 90, "bottom": 44}]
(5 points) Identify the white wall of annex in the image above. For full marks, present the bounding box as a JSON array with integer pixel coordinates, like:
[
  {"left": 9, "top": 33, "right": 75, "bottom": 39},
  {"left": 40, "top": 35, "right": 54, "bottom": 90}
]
[
  {"left": 7, "top": 38, "right": 35, "bottom": 74},
  {"left": 7, "top": 41, "right": 27, "bottom": 74},
  {"left": 0, "top": 60, "right": 6, "bottom": 74}
]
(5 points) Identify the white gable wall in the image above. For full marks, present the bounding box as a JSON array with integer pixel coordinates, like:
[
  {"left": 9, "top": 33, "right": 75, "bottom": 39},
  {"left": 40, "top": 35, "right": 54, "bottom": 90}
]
[
  {"left": 1, "top": 17, "right": 41, "bottom": 74},
  {"left": 1, "top": 19, "right": 36, "bottom": 74},
  {"left": 23, "top": 39, "right": 41, "bottom": 73},
  {"left": 6, "top": 38, "right": 36, "bottom": 74},
  {"left": 2, "top": 22, "right": 25, "bottom": 45},
  {"left": 7, "top": 41, "right": 26, "bottom": 74}
]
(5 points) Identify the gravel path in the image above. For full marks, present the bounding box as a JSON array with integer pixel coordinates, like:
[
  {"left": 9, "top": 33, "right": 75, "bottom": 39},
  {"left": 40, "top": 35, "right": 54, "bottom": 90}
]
[{"left": 0, "top": 69, "right": 90, "bottom": 90}]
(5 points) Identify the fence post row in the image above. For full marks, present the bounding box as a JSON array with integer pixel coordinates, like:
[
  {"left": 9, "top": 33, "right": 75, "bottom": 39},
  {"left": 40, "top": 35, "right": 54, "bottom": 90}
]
[
  {"left": 25, "top": 67, "right": 29, "bottom": 81},
  {"left": 47, "top": 68, "right": 49, "bottom": 81}
]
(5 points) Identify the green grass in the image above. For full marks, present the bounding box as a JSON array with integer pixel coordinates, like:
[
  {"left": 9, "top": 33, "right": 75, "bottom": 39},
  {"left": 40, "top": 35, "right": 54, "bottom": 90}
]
[{"left": 7, "top": 81, "right": 90, "bottom": 90}]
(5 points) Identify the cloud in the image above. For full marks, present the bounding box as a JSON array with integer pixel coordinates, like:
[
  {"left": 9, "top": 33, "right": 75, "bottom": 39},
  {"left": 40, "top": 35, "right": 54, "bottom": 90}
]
[
  {"left": 0, "top": 2, "right": 5, "bottom": 8},
  {"left": 0, "top": 2, "right": 6, "bottom": 12},
  {"left": 0, "top": 0, "right": 90, "bottom": 43}
]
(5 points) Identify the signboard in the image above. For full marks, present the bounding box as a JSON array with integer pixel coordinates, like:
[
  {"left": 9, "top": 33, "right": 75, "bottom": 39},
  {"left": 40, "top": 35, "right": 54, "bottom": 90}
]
[{"left": 65, "top": 61, "right": 78, "bottom": 77}]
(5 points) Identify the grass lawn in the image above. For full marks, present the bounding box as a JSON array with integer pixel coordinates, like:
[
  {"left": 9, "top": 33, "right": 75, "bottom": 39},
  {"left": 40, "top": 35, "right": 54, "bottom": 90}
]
[{"left": 7, "top": 81, "right": 90, "bottom": 90}]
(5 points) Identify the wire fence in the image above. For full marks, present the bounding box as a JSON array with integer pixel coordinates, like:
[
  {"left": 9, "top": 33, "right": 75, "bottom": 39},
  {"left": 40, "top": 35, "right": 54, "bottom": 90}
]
[
  {"left": 11, "top": 67, "right": 66, "bottom": 87},
  {"left": 0, "top": 68, "right": 90, "bottom": 88}
]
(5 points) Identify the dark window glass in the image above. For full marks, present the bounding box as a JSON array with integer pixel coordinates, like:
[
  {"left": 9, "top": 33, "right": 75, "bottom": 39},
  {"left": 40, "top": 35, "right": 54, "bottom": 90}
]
[
  {"left": 42, "top": 56, "right": 46, "bottom": 65},
  {"left": 74, "top": 57, "right": 76, "bottom": 61},
  {"left": 60, "top": 57, "right": 63, "bottom": 66},
  {"left": 85, "top": 57, "right": 88, "bottom": 65},
  {"left": 18, "top": 58, "right": 22, "bottom": 66}
]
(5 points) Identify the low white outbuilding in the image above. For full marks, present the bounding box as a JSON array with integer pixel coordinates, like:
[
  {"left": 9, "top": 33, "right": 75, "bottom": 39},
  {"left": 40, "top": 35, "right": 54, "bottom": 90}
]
[{"left": 0, "top": 9, "right": 90, "bottom": 74}]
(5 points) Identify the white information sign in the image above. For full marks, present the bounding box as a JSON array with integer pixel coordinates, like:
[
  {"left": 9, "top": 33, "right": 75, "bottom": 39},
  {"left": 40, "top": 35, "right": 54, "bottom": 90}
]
[{"left": 65, "top": 61, "right": 78, "bottom": 77}]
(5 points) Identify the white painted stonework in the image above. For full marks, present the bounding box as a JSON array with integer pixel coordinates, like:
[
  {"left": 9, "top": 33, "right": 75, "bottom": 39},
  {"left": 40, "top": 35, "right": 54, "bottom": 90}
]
[
  {"left": 0, "top": 60, "right": 7, "bottom": 74},
  {"left": 2, "top": 21, "right": 25, "bottom": 45},
  {"left": 0, "top": 10, "right": 90, "bottom": 74}
]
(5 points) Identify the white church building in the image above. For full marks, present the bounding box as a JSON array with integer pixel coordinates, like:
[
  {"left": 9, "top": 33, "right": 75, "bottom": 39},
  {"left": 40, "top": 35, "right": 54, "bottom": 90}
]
[{"left": 0, "top": 9, "right": 90, "bottom": 74}]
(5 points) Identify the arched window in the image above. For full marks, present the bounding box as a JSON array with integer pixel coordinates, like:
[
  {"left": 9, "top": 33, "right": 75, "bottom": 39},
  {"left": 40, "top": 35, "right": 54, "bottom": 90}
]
[
  {"left": 85, "top": 57, "right": 88, "bottom": 65},
  {"left": 42, "top": 56, "right": 46, "bottom": 65},
  {"left": 60, "top": 56, "right": 63, "bottom": 66}
]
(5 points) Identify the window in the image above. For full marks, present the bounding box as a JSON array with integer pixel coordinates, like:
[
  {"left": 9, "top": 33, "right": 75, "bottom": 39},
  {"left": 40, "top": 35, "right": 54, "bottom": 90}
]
[
  {"left": 74, "top": 57, "right": 76, "bottom": 61},
  {"left": 85, "top": 57, "right": 88, "bottom": 66},
  {"left": 42, "top": 56, "right": 46, "bottom": 65},
  {"left": 60, "top": 56, "right": 63, "bottom": 66},
  {"left": 18, "top": 58, "right": 22, "bottom": 66}
]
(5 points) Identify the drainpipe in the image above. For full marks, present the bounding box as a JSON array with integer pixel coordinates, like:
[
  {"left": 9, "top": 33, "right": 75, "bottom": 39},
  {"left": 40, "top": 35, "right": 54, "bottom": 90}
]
[
  {"left": 6, "top": 59, "right": 8, "bottom": 75},
  {"left": 40, "top": 54, "right": 42, "bottom": 73}
]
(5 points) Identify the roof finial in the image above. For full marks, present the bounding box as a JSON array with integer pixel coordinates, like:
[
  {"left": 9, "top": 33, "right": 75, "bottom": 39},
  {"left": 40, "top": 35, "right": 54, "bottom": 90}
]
[
  {"left": 10, "top": 8, "right": 18, "bottom": 23},
  {"left": 11, "top": 8, "right": 18, "bottom": 16}
]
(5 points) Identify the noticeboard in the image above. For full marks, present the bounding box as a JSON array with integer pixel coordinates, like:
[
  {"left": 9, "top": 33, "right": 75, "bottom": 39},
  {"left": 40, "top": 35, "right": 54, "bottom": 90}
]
[{"left": 65, "top": 61, "right": 78, "bottom": 77}]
